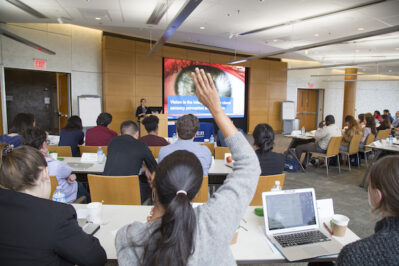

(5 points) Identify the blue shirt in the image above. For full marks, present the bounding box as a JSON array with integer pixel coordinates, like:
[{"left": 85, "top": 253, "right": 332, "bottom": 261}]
[
  {"left": 0, "top": 135, "right": 21, "bottom": 147},
  {"left": 158, "top": 139, "right": 212, "bottom": 176},
  {"left": 46, "top": 157, "right": 77, "bottom": 203},
  {"left": 59, "top": 129, "right": 84, "bottom": 157},
  {"left": 393, "top": 117, "right": 399, "bottom": 128}
]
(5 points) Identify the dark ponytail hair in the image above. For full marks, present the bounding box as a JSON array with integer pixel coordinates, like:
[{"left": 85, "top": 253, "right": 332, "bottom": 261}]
[
  {"left": 141, "top": 150, "right": 203, "bottom": 266},
  {"left": 253, "top": 123, "right": 275, "bottom": 154}
]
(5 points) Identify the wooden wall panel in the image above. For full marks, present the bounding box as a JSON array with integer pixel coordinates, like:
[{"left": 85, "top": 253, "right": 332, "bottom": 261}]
[{"left": 102, "top": 35, "right": 287, "bottom": 133}]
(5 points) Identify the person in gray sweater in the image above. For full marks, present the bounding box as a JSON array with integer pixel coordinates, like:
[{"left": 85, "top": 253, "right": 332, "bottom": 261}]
[
  {"left": 115, "top": 68, "right": 261, "bottom": 266},
  {"left": 337, "top": 155, "right": 399, "bottom": 265}
]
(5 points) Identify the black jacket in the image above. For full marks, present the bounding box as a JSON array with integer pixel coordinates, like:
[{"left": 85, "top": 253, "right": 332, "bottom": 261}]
[
  {"left": 255, "top": 149, "right": 285, "bottom": 176},
  {"left": 0, "top": 188, "right": 107, "bottom": 266}
]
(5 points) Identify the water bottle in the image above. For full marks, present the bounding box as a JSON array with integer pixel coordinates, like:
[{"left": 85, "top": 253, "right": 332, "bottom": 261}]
[
  {"left": 172, "top": 133, "right": 177, "bottom": 143},
  {"left": 271, "top": 180, "right": 282, "bottom": 192},
  {"left": 301, "top": 126, "right": 305, "bottom": 135},
  {"left": 97, "top": 147, "right": 104, "bottom": 163},
  {"left": 388, "top": 135, "right": 393, "bottom": 146},
  {"left": 52, "top": 185, "right": 66, "bottom": 203},
  {"left": 209, "top": 134, "right": 214, "bottom": 143}
]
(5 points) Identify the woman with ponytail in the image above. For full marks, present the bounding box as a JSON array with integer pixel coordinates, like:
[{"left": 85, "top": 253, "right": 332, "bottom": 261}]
[
  {"left": 253, "top": 123, "right": 285, "bottom": 175},
  {"left": 116, "top": 68, "right": 261, "bottom": 265}
]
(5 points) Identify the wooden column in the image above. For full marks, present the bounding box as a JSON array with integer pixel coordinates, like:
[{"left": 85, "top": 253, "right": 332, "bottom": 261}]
[{"left": 342, "top": 68, "right": 357, "bottom": 127}]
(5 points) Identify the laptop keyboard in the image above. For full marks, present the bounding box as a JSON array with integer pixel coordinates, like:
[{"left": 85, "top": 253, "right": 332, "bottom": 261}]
[{"left": 274, "top": 230, "right": 331, "bottom": 247}]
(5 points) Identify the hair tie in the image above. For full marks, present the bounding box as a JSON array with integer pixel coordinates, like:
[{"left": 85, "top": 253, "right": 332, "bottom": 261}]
[{"left": 176, "top": 190, "right": 187, "bottom": 196}]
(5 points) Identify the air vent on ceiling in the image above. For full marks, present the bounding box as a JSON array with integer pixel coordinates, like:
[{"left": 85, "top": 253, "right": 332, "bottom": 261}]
[{"left": 6, "top": 0, "right": 48, "bottom": 19}]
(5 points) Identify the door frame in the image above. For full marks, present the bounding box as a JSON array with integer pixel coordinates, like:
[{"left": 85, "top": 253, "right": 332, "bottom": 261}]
[{"left": 296, "top": 88, "right": 325, "bottom": 130}]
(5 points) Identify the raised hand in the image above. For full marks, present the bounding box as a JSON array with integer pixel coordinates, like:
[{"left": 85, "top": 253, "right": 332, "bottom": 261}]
[{"left": 191, "top": 68, "right": 222, "bottom": 115}]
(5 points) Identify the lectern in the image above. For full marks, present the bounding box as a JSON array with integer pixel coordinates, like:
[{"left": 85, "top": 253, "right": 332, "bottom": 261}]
[{"left": 140, "top": 114, "right": 168, "bottom": 138}]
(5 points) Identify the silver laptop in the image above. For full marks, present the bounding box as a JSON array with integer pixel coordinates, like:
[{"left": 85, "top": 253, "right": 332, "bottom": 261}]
[{"left": 262, "top": 188, "right": 342, "bottom": 261}]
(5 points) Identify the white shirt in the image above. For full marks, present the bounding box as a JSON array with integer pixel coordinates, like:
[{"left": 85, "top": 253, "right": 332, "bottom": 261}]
[{"left": 314, "top": 124, "right": 341, "bottom": 150}]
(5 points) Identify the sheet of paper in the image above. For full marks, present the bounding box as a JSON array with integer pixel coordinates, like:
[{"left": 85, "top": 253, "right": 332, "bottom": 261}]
[
  {"left": 76, "top": 208, "right": 88, "bottom": 219},
  {"left": 316, "top": 198, "right": 334, "bottom": 222},
  {"left": 81, "top": 153, "right": 98, "bottom": 162}
]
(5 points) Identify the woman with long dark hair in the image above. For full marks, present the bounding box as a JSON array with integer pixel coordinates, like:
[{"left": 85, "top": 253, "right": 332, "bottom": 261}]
[
  {"left": 377, "top": 114, "right": 391, "bottom": 131},
  {"left": 116, "top": 68, "right": 261, "bottom": 265},
  {"left": 253, "top": 123, "right": 285, "bottom": 175},
  {"left": 340, "top": 115, "right": 362, "bottom": 152},
  {"left": 360, "top": 117, "right": 377, "bottom": 148},
  {"left": 0, "top": 113, "right": 35, "bottom": 147},
  {"left": 59, "top": 116, "right": 84, "bottom": 157}
]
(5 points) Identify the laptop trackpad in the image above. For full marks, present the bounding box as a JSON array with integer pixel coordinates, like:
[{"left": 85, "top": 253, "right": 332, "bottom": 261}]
[{"left": 305, "top": 245, "right": 328, "bottom": 256}]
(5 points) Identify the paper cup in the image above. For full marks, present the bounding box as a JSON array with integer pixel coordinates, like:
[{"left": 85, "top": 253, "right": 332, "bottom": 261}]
[
  {"left": 49, "top": 152, "right": 58, "bottom": 160},
  {"left": 332, "top": 214, "right": 350, "bottom": 237},
  {"left": 87, "top": 202, "right": 103, "bottom": 224}
]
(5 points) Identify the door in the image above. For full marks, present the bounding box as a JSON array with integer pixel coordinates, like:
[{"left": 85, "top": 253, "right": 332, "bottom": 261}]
[
  {"left": 56, "top": 73, "right": 69, "bottom": 130},
  {"left": 297, "top": 89, "right": 318, "bottom": 131}
]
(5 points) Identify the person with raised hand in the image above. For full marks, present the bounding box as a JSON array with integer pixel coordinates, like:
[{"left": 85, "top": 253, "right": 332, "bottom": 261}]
[{"left": 115, "top": 68, "right": 261, "bottom": 266}]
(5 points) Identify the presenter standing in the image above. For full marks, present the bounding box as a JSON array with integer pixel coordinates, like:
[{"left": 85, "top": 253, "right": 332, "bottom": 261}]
[{"left": 136, "top": 98, "right": 147, "bottom": 135}]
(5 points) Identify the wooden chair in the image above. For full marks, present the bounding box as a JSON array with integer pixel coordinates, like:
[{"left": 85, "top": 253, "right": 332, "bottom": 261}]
[
  {"left": 250, "top": 174, "right": 285, "bottom": 206},
  {"left": 359, "top": 133, "right": 375, "bottom": 166},
  {"left": 192, "top": 176, "right": 209, "bottom": 203},
  {"left": 48, "top": 146, "right": 72, "bottom": 157},
  {"left": 200, "top": 143, "right": 215, "bottom": 156},
  {"left": 340, "top": 134, "right": 362, "bottom": 171},
  {"left": 49, "top": 175, "right": 58, "bottom": 200},
  {"left": 87, "top": 174, "right": 141, "bottom": 205},
  {"left": 149, "top": 146, "right": 162, "bottom": 158},
  {"left": 79, "top": 145, "right": 108, "bottom": 156},
  {"left": 310, "top": 136, "right": 342, "bottom": 176},
  {"left": 376, "top": 129, "right": 390, "bottom": 140},
  {"left": 215, "top": 147, "right": 230, "bottom": 159}
]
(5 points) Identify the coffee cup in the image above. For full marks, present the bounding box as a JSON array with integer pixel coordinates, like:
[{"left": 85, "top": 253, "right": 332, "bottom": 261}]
[
  {"left": 331, "top": 214, "right": 350, "bottom": 237},
  {"left": 87, "top": 202, "right": 103, "bottom": 224},
  {"left": 49, "top": 152, "right": 58, "bottom": 160}
]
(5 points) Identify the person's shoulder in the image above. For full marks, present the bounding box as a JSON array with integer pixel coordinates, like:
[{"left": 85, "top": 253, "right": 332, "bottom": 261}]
[
  {"left": 337, "top": 236, "right": 376, "bottom": 265},
  {"left": 116, "top": 221, "right": 151, "bottom": 248}
]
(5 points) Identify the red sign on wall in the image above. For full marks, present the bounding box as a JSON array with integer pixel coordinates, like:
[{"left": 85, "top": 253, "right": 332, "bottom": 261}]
[{"left": 34, "top": 59, "right": 46, "bottom": 70}]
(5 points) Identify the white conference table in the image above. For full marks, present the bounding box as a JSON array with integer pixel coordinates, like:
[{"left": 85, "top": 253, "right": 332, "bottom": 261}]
[{"left": 73, "top": 204, "right": 360, "bottom": 263}]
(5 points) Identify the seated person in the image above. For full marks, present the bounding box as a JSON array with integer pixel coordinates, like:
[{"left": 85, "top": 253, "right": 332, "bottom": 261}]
[
  {"left": 337, "top": 155, "right": 399, "bottom": 265},
  {"left": 360, "top": 117, "right": 377, "bottom": 149},
  {"left": 85, "top": 112, "right": 117, "bottom": 146},
  {"left": 377, "top": 114, "right": 391, "bottom": 131},
  {"left": 140, "top": 115, "right": 169, "bottom": 147},
  {"left": 115, "top": 67, "right": 261, "bottom": 266},
  {"left": 383, "top": 109, "right": 394, "bottom": 123},
  {"left": 374, "top": 110, "right": 381, "bottom": 123},
  {"left": 21, "top": 127, "right": 89, "bottom": 203},
  {"left": 0, "top": 113, "right": 35, "bottom": 147},
  {"left": 340, "top": 115, "right": 362, "bottom": 152},
  {"left": 253, "top": 123, "right": 285, "bottom": 175},
  {"left": 392, "top": 111, "right": 399, "bottom": 128},
  {"left": 295, "top": 115, "right": 341, "bottom": 167},
  {"left": 0, "top": 145, "right": 106, "bottom": 265},
  {"left": 357, "top": 113, "right": 365, "bottom": 128},
  {"left": 58, "top": 116, "right": 84, "bottom": 157},
  {"left": 104, "top": 120, "right": 157, "bottom": 203},
  {"left": 158, "top": 114, "right": 212, "bottom": 176}
]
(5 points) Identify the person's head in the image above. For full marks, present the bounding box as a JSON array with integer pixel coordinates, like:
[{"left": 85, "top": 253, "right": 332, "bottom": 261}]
[
  {"left": 344, "top": 115, "right": 359, "bottom": 129},
  {"left": 366, "top": 117, "right": 377, "bottom": 135},
  {"left": 395, "top": 111, "right": 399, "bottom": 118},
  {"left": 63, "top": 116, "right": 83, "bottom": 131},
  {"left": 325, "top": 115, "right": 335, "bottom": 126},
  {"left": 374, "top": 110, "right": 381, "bottom": 117},
  {"left": 253, "top": 123, "right": 274, "bottom": 154},
  {"left": 120, "top": 120, "right": 139, "bottom": 139},
  {"left": 364, "top": 112, "right": 373, "bottom": 121},
  {"left": 21, "top": 127, "right": 48, "bottom": 156},
  {"left": 176, "top": 114, "right": 199, "bottom": 140},
  {"left": 381, "top": 114, "right": 391, "bottom": 127},
  {"left": 368, "top": 155, "right": 399, "bottom": 218},
  {"left": 383, "top": 109, "right": 390, "bottom": 115},
  {"left": 0, "top": 145, "right": 49, "bottom": 199},
  {"left": 142, "top": 115, "right": 159, "bottom": 134},
  {"left": 358, "top": 114, "right": 364, "bottom": 123},
  {"left": 96, "top": 112, "right": 112, "bottom": 127},
  {"left": 140, "top": 98, "right": 146, "bottom": 106},
  {"left": 8, "top": 113, "right": 35, "bottom": 135},
  {"left": 145, "top": 150, "right": 203, "bottom": 266}
]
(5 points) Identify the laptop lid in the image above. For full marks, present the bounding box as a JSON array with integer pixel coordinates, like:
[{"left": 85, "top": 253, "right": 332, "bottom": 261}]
[{"left": 262, "top": 188, "right": 320, "bottom": 235}]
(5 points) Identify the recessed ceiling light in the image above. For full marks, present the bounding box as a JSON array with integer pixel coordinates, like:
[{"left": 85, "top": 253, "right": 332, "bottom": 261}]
[
  {"left": 273, "top": 39, "right": 278, "bottom": 42},
  {"left": 358, "top": 27, "right": 364, "bottom": 31},
  {"left": 355, "top": 49, "right": 360, "bottom": 52},
  {"left": 95, "top": 17, "right": 101, "bottom": 20},
  {"left": 200, "top": 26, "right": 205, "bottom": 30},
  {"left": 396, "top": 47, "right": 399, "bottom": 50},
  {"left": 314, "top": 33, "right": 319, "bottom": 37}
]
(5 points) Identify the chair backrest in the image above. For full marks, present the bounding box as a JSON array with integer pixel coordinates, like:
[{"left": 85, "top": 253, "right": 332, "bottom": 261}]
[
  {"left": 49, "top": 175, "right": 58, "bottom": 200},
  {"left": 87, "top": 174, "right": 141, "bottom": 205},
  {"left": 192, "top": 176, "right": 209, "bottom": 203},
  {"left": 376, "top": 129, "right": 391, "bottom": 140},
  {"left": 200, "top": 143, "right": 215, "bottom": 156},
  {"left": 326, "top": 136, "right": 343, "bottom": 157},
  {"left": 364, "top": 133, "right": 376, "bottom": 152},
  {"left": 250, "top": 174, "right": 285, "bottom": 206},
  {"left": 215, "top": 147, "right": 230, "bottom": 159},
  {"left": 149, "top": 146, "right": 162, "bottom": 158},
  {"left": 79, "top": 145, "right": 108, "bottom": 156},
  {"left": 48, "top": 146, "right": 72, "bottom": 157},
  {"left": 348, "top": 134, "right": 362, "bottom": 154}
]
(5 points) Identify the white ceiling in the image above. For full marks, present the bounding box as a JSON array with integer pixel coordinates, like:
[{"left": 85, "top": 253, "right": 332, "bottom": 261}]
[{"left": 1, "top": 0, "right": 399, "bottom": 75}]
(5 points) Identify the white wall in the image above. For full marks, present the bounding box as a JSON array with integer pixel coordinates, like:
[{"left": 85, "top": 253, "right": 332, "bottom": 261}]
[{"left": 0, "top": 23, "right": 102, "bottom": 116}]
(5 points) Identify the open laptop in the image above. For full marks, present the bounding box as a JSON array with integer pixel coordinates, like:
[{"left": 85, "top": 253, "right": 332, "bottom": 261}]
[{"left": 262, "top": 188, "right": 342, "bottom": 261}]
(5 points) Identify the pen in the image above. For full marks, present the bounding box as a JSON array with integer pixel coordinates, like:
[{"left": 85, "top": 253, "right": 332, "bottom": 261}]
[{"left": 323, "top": 222, "right": 333, "bottom": 235}]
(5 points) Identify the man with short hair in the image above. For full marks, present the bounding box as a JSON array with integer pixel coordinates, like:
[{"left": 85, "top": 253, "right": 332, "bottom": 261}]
[
  {"left": 383, "top": 109, "right": 394, "bottom": 123},
  {"left": 140, "top": 115, "right": 169, "bottom": 146},
  {"left": 85, "top": 112, "right": 118, "bottom": 146},
  {"left": 392, "top": 111, "right": 399, "bottom": 128},
  {"left": 104, "top": 120, "right": 157, "bottom": 203},
  {"left": 295, "top": 115, "right": 341, "bottom": 167},
  {"left": 158, "top": 114, "right": 212, "bottom": 175}
]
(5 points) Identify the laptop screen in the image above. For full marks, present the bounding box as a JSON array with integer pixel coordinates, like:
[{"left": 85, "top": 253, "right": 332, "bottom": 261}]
[{"left": 265, "top": 191, "right": 316, "bottom": 231}]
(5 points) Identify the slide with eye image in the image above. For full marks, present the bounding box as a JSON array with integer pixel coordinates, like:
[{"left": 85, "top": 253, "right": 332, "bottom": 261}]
[{"left": 163, "top": 58, "right": 246, "bottom": 119}]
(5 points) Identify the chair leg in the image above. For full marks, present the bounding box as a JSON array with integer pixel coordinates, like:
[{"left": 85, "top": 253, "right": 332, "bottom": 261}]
[
  {"left": 348, "top": 154, "right": 351, "bottom": 171},
  {"left": 325, "top": 157, "right": 329, "bottom": 176},
  {"left": 357, "top": 153, "right": 360, "bottom": 169},
  {"left": 337, "top": 155, "right": 341, "bottom": 174},
  {"left": 365, "top": 152, "right": 368, "bottom": 165}
]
